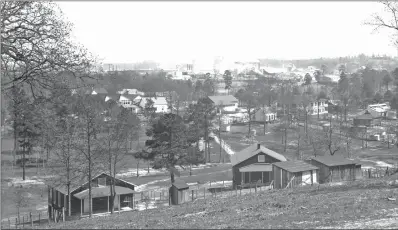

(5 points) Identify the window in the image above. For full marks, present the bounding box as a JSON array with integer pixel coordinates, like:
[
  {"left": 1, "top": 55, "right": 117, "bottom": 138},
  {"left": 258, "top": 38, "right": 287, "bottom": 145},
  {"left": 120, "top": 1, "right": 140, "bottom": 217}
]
[
  {"left": 258, "top": 155, "right": 265, "bottom": 162},
  {"left": 98, "top": 178, "right": 106, "bottom": 186}
]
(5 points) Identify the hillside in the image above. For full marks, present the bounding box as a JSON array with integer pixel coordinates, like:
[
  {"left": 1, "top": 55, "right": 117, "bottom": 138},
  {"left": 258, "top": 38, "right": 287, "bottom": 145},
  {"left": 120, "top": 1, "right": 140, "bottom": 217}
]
[{"left": 53, "top": 175, "right": 398, "bottom": 229}]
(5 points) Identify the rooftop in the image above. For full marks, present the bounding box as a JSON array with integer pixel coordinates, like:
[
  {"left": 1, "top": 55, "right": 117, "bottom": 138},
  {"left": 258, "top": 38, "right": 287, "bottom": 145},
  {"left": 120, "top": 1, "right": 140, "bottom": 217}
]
[
  {"left": 208, "top": 95, "right": 238, "bottom": 105},
  {"left": 311, "top": 155, "right": 359, "bottom": 167},
  {"left": 273, "top": 160, "right": 318, "bottom": 173}
]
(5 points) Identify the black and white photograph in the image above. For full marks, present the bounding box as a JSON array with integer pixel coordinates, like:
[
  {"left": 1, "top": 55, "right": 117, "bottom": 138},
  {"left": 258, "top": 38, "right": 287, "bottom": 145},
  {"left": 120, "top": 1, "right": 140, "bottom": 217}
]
[{"left": 1, "top": 0, "right": 398, "bottom": 229}]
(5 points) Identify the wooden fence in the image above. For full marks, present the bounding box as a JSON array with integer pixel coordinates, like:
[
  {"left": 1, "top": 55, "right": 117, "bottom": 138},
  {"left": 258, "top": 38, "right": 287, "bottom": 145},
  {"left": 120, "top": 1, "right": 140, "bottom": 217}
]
[{"left": 1, "top": 210, "right": 49, "bottom": 229}]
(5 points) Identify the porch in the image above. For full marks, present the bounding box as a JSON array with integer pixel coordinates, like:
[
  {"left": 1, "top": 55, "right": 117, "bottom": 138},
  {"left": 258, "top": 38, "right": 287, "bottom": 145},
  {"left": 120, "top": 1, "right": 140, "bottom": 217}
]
[
  {"left": 74, "top": 186, "right": 141, "bottom": 216},
  {"left": 239, "top": 163, "right": 273, "bottom": 185}
]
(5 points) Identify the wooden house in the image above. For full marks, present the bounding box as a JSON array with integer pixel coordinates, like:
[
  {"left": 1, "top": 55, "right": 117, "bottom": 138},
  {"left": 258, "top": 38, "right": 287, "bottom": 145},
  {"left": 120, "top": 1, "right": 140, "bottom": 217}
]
[
  {"left": 353, "top": 111, "right": 373, "bottom": 127},
  {"left": 273, "top": 160, "right": 319, "bottom": 189},
  {"left": 169, "top": 180, "right": 190, "bottom": 205},
  {"left": 231, "top": 143, "right": 287, "bottom": 188},
  {"left": 48, "top": 173, "right": 138, "bottom": 220},
  {"left": 308, "top": 155, "right": 361, "bottom": 184}
]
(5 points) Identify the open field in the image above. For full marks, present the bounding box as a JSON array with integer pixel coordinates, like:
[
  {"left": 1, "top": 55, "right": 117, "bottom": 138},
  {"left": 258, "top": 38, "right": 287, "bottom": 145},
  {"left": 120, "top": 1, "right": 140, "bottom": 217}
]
[{"left": 51, "top": 174, "right": 398, "bottom": 229}]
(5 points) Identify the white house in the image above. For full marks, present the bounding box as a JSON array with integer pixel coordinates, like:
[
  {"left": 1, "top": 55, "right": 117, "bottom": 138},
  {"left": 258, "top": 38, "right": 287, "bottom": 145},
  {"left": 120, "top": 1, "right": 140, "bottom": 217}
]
[
  {"left": 252, "top": 107, "right": 277, "bottom": 123},
  {"left": 307, "top": 99, "right": 328, "bottom": 116},
  {"left": 119, "top": 95, "right": 142, "bottom": 113},
  {"left": 367, "top": 103, "right": 390, "bottom": 118},
  {"left": 139, "top": 97, "right": 169, "bottom": 113}
]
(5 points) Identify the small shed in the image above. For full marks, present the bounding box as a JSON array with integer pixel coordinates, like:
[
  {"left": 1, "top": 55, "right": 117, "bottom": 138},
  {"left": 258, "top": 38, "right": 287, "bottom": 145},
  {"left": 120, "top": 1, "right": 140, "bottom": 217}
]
[
  {"left": 169, "top": 180, "right": 190, "bottom": 205},
  {"left": 308, "top": 155, "right": 361, "bottom": 184},
  {"left": 353, "top": 111, "right": 373, "bottom": 127},
  {"left": 273, "top": 161, "right": 319, "bottom": 189}
]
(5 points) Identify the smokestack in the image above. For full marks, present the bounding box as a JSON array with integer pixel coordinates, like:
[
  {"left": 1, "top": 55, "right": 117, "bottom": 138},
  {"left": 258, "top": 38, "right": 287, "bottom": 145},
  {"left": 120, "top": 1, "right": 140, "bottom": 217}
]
[{"left": 257, "top": 143, "right": 261, "bottom": 150}]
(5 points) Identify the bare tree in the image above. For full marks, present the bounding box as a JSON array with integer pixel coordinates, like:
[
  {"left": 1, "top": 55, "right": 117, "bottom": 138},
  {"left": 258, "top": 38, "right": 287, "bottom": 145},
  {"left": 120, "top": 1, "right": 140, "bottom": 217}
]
[
  {"left": 73, "top": 94, "right": 105, "bottom": 218},
  {"left": 1, "top": 1, "right": 97, "bottom": 96}
]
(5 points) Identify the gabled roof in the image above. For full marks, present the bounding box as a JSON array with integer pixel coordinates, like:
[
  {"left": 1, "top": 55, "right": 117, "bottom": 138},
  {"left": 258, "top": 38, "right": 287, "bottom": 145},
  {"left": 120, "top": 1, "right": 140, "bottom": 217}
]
[
  {"left": 355, "top": 110, "right": 373, "bottom": 120},
  {"left": 310, "top": 155, "right": 359, "bottom": 167},
  {"left": 172, "top": 180, "right": 189, "bottom": 190},
  {"left": 208, "top": 95, "right": 239, "bottom": 106},
  {"left": 273, "top": 160, "right": 318, "bottom": 173},
  {"left": 140, "top": 97, "right": 168, "bottom": 106},
  {"left": 53, "top": 172, "right": 136, "bottom": 195},
  {"left": 120, "top": 94, "right": 140, "bottom": 101},
  {"left": 231, "top": 143, "right": 287, "bottom": 167}
]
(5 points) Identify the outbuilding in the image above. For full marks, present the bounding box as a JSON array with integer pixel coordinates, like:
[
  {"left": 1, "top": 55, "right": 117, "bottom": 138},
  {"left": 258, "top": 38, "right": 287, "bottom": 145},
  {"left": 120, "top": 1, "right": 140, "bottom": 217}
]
[
  {"left": 169, "top": 180, "right": 190, "bottom": 205},
  {"left": 272, "top": 160, "right": 319, "bottom": 189},
  {"left": 231, "top": 143, "right": 287, "bottom": 188},
  {"left": 308, "top": 155, "right": 361, "bottom": 184}
]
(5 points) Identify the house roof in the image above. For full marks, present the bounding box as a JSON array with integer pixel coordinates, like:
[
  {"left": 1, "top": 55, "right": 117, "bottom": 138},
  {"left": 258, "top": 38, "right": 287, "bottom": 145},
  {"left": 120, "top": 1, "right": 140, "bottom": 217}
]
[
  {"left": 273, "top": 160, "right": 319, "bottom": 173},
  {"left": 208, "top": 95, "right": 238, "bottom": 106},
  {"left": 172, "top": 180, "right": 189, "bottom": 190},
  {"left": 355, "top": 111, "right": 373, "bottom": 120},
  {"left": 140, "top": 97, "right": 168, "bottom": 107},
  {"left": 239, "top": 163, "right": 272, "bottom": 172},
  {"left": 310, "top": 155, "right": 359, "bottom": 167},
  {"left": 74, "top": 185, "right": 139, "bottom": 200},
  {"left": 93, "top": 88, "right": 108, "bottom": 94},
  {"left": 231, "top": 143, "right": 287, "bottom": 167},
  {"left": 53, "top": 172, "right": 136, "bottom": 195},
  {"left": 120, "top": 94, "right": 140, "bottom": 101}
]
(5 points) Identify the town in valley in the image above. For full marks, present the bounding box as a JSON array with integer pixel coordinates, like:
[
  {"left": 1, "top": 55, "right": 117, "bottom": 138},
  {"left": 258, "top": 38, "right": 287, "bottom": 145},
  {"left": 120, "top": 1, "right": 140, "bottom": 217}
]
[{"left": 1, "top": 1, "right": 398, "bottom": 229}]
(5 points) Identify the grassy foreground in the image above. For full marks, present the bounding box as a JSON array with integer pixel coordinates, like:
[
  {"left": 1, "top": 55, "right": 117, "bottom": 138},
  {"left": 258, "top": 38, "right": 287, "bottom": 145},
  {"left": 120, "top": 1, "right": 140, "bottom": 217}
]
[{"left": 52, "top": 175, "right": 398, "bottom": 229}]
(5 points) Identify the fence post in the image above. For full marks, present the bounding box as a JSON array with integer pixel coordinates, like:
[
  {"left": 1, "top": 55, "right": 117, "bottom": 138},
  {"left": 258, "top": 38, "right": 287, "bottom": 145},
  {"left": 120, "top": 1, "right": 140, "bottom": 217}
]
[
  {"left": 30, "top": 212, "right": 33, "bottom": 227},
  {"left": 368, "top": 169, "right": 371, "bottom": 178},
  {"left": 240, "top": 186, "right": 242, "bottom": 196},
  {"left": 38, "top": 213, "right": 41, "bottom": 226}
]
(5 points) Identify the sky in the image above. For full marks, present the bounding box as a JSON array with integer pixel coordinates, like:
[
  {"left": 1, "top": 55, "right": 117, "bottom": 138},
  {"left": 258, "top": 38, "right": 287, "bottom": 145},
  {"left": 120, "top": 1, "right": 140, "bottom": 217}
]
[{"left": 58, "top": 1, "right": 397, "bottom": 64}]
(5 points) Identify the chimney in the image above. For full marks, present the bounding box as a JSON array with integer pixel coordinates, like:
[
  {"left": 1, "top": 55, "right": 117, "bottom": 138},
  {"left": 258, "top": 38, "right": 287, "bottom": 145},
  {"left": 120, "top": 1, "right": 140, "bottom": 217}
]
[{"left": 257, "top": 143, "right": 261, "bottom": 150}]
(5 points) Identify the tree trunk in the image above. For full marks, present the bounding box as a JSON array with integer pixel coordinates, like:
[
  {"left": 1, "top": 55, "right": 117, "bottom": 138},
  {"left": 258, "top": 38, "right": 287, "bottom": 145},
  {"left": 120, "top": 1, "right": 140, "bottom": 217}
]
[
  {"left": 87, "top": 122, "right": 92, "bottom": 218},
  {"left": 22, "top": 140, "right": 26, "bottom": 181}
]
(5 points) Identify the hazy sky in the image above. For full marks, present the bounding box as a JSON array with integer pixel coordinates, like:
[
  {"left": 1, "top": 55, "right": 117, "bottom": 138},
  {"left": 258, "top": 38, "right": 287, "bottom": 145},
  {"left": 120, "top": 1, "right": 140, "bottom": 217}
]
[{"left": 58, "top": 1, "right": 397, "bottom": 63}]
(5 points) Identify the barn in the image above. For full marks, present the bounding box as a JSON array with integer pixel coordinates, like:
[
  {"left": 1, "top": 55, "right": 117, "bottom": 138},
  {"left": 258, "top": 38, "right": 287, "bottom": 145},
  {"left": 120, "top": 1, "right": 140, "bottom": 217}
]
[
  {"left": 308, "top": 155, "right": 361, "bottom": 184},
  {"left": 48, "top": 172, "right": 138, "bottom": 220},
  {"left": 231, "top": 143, "right": 287, "bottom": 188},
  {"left": 273, "top": 160, "right": 319, "bottom": 189}
]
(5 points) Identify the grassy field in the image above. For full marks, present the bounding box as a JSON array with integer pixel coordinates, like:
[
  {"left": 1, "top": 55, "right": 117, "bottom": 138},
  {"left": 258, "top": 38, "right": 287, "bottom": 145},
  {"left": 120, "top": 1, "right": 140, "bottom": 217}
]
[{"left": 51, "top": 174, "right": 398, "bottom": 229}]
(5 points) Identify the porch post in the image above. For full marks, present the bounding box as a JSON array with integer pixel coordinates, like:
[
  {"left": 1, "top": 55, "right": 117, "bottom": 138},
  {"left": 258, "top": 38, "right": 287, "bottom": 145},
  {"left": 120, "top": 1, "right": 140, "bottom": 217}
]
[
  {"left": 241, "top": 172, "right": 244, "bottom": 184},
  {"left": 249, "top": 172, "right": 251, "bottom": 184},
  {"left": 107, "top": 196, "right": 109, "bottom": 213},
  {"left": 80, "top": 199, "right": 82, "bottom": 217},
  {"left": 118, "top": 195, "right": 121, "bottom": 214},
  {"left": 90, "top": 197, "right": 92, "bottom": 214},
  {"left": 261, "top": 172, "right": 264, "bottom": 184}
]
